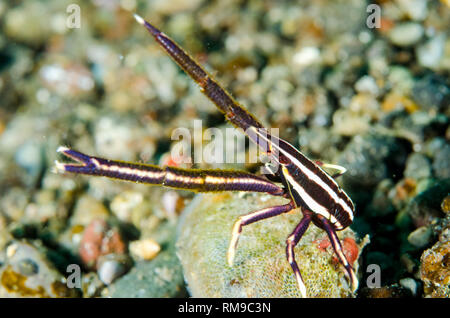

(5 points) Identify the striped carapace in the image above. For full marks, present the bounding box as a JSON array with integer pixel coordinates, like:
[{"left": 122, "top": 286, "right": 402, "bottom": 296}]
[{"left": 55, "top": 14, "right": 358, "bottom": 297}]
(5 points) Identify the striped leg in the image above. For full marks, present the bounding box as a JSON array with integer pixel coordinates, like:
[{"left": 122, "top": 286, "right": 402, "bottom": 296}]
[
  {"left": 227, "top": 202, "right": 295, "bottom": 266},
  {"left": 55, "top": 147, "right": 284, "bottom": 195},
  {"left": 316, "top": 215, "right": 358, "bottom": 293},
  {"left": 286, "top": 213, "right": 312, "bottom": 298}
]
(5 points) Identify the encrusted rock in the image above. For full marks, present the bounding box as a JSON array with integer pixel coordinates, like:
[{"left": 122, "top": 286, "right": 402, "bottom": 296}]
[
  {"left": 0, "top": 241, "right": 78, "bottom": 298},
  {"left": 420, "top": 240, "right": 450, "bottom": 298},
  {"left": 177, "top": 192, "right": 368, "bottom": 298}
]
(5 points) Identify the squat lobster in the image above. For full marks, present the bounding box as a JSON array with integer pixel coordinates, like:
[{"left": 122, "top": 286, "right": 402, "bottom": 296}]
[{"left": 55, "top": 13, "right": 358, "bottom": 297}]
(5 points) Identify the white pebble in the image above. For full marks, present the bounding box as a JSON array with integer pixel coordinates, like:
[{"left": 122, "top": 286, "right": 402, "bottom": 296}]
[
  {"left": 399, "top": 278, "right": 418, "bottom": 296},
  {"left": 292, "top": 47, "right": 321, "bottom": 67},
  {"left": 388, "top": 22, "right": 424, "bottom": 47},
  {"left": 355, "top": 76, "right": 379, "bottom": 96},
  {"left": 129, "top": 239, "right": 161, "bottom": 260}
]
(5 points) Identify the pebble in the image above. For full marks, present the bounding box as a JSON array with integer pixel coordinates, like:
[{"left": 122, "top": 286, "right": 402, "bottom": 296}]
[
  {"left": 97, "top": 254, "right": 131, "bottom": 285},
  {"left": 324, "top": 63, "right": 362, "bottom": 100},
  {"left": 404, "top": 153, "right": 431, "bottom": 180},
  {"left": 392, "top": 111, "right": 447, "bottom": 145},
  {"left": 349, "top": 93, "right": 380, "bottom": 118},
  {"left": 103, "top": 69, "right": 153, "bottom": 113},
  {"left": 407, "top": 226, "right": 433, "bottom": 248},
  {"left": 367, "top": 39, "right": 391, "bottom": 79},
  {"left": 4, "top": 2, "right": 53, "bottom": 46},
  {"left": 266, "top": 80, "right": 294, "bottom": 112},
  {"left": 93, "top": 115, "right": 156, "bottom": 162},
  {"left": 366, "top": 179, "right": 396, "bottom": 218},
  {"left": 423, "top": 137, "right": 447, "bottom": 158},
  {"left": 337, "top": 134, "right": 408, "bottom": 189},
  {"left": 332, "top": 109, "right": 370, "bottom": 136},
  {"left": 161, "top": 190, "right": 185, "bottom": 220},
  {"left": 407, "top": 179, "right": 450, "bottom": 227},
  {"left": 110, "top": 191, "right": 144, "bottom": 223},
  {"left": 354, "top": 75, "right": 379, "bottom": 96},
  {"left": 297, "top": 126, "right": 340, "bottom": 160},
  {"left": 70, "top": 195, "right": 109, "bottom": 227},
  {"left": 23, "top": 189, "right": 59, "bottom": 223},
  {"left": 397, "top": 0, "right": 428, "bottom": 20},
  {"left": 39, "top": 59, "right": 95, "bottom": 99},
  {"left": 400, "top": 253, "right": 417, "bottom": 274},
  {"left": 381, "top": 93, "right": 418, "bottom": 113},
  {"left": 129, "top": 239, "right": 161, "bottom": 261},
  {"left": 411, "top": 74, "right": 450, "bottom": 112},
  {"left": 387, "top": 66, "right": 414, "bottom": 95},
  {"left": 391, "top": 178, "right": 418, "bottom": 209},
  {"left": 0, "top": 115, "right": 44, "bottom": 155},
  {"left": 399, "top": 278, "right": 419, "bottom": 297},
  {"left": 310, "top": 98, "right": 334, "bottom": 128},
  {"left": 432, "top": 143, "right": 450, "bottom": 179},
  {"left": 292, "top": 47, "right": 321, "bottom": 68},
  {"left": 0, "top": 187, "right": 28, "bottom": 222},
  {"left": 416, "top": 34, "right": 446, "bottom": 69},
  {"left": 79, "top": 219, "right": 126, "bottom": 269},
  {"left": 81, "top": 272, "right": 104, "bottom": 298},
  {"left": 387, "top": 22, "right": 424, "bottom": 47}
]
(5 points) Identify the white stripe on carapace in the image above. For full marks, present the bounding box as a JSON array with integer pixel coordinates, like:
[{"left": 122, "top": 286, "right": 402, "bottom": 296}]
[
  {"left": 282, "top": 166, "right": 342, "bottom": 228},
  {"left": 250, "top": 127, "right": 354, "bottom": 222}
]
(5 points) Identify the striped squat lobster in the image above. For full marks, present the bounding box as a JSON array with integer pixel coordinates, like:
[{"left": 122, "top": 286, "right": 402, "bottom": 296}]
[{"left": 55, "top": 14, "right": 358, "bottom": 297}]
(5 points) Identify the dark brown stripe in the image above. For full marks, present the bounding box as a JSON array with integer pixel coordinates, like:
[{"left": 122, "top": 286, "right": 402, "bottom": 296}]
[
  {"left": 277, "top": 137, "right": 341, "bottom": 192},
  {"left": 274, "top": 136, "right": 355, "bottom": 218},
  {"left": 284, "top": 164, "right": 334, "bottom": 210}
]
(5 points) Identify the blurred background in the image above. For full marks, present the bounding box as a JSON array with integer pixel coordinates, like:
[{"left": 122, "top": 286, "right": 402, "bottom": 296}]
[{"left": 0, "top": 0, "right": 449, "bottom": 297}]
